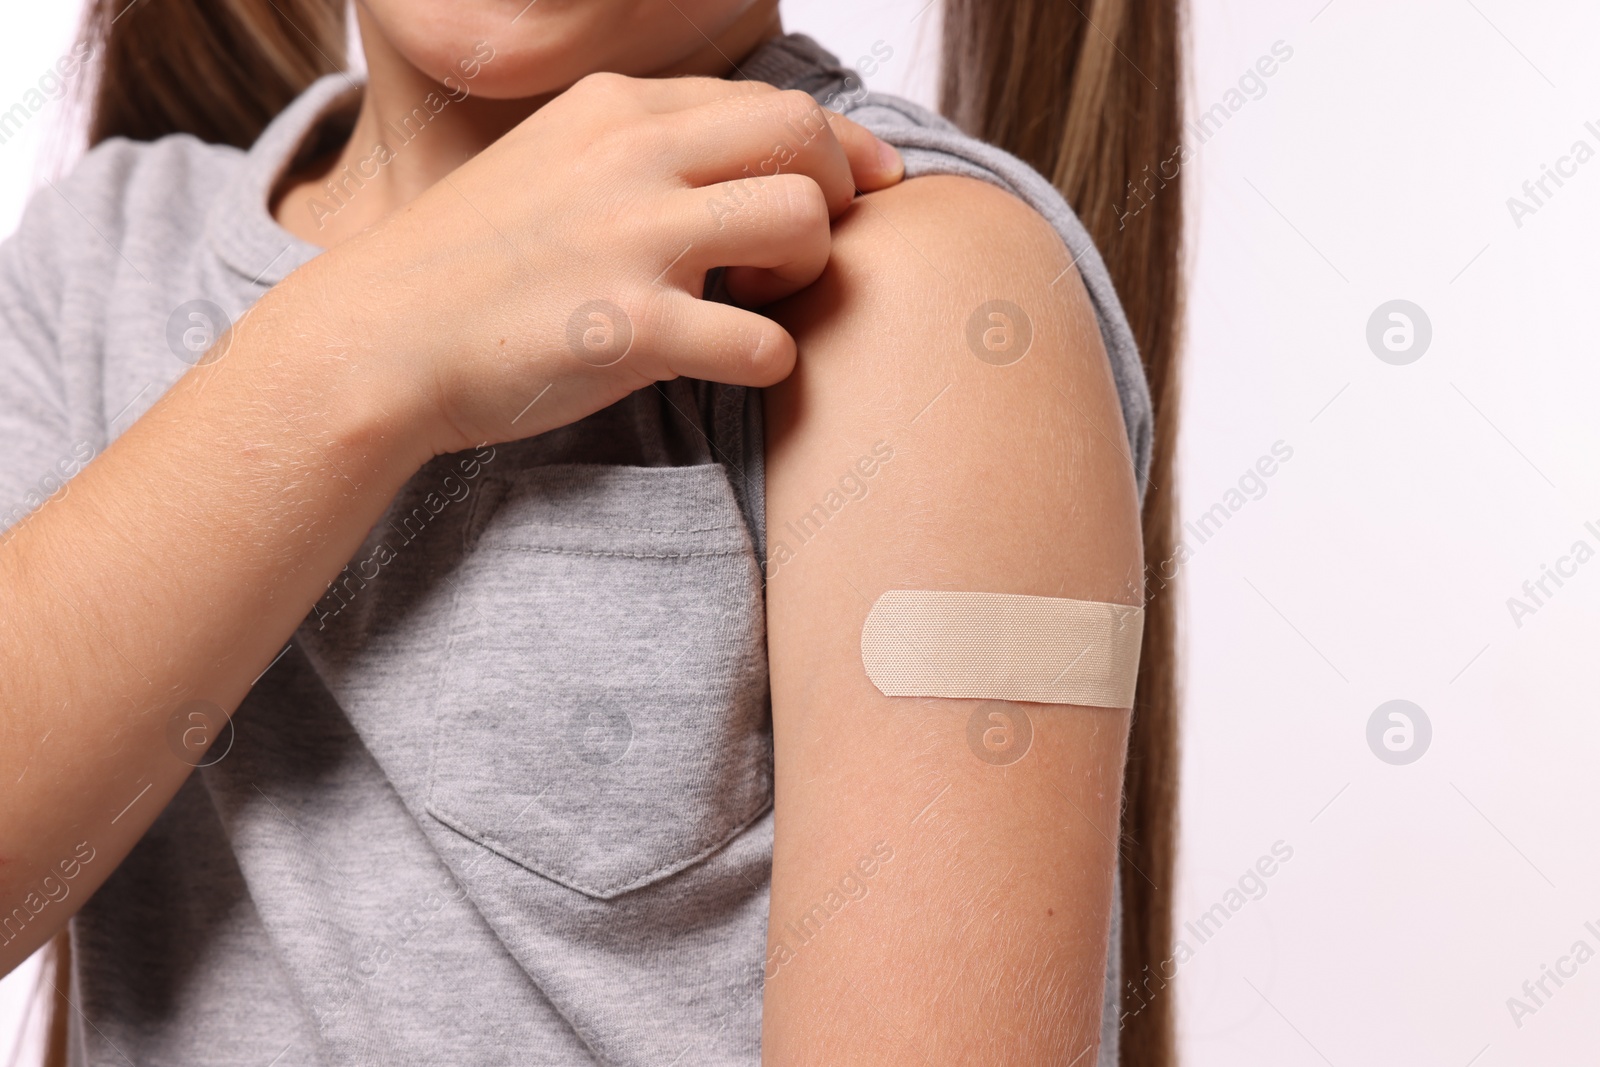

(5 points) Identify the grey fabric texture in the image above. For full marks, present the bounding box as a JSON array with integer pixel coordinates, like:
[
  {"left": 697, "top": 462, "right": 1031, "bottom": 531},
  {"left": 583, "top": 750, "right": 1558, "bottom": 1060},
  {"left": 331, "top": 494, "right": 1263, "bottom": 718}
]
[{"left": 0, "top": 33, "right": 1149, "bottom": 1067}]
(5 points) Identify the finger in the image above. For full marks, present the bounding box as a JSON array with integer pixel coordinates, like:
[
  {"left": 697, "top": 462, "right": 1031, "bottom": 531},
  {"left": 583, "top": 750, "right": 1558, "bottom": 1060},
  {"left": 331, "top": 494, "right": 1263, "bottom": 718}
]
[
  {"left": 719, "top": 262, "right": 815, "bottom": 309},
  {"left": 666, "top": 175, "right": 832, "bottom": 306},
  {"left": 624, "top": 73, "right": 779, "bottom": 113},
  {"left": 822, "top": 110, "right": 904, "bottom": 193},
  {"left": 643, "top": 292, "right": 797, "bottom": 387},
  {"left": 664, "top": 90, "right": 864, "bottom": 217},
  {"left": 574, "top": 73, "right": 903, "bottom": 194}
]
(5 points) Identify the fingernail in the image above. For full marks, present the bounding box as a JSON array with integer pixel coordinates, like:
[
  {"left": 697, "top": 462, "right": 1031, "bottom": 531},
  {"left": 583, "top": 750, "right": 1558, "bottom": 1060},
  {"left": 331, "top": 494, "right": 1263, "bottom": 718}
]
[{"left": 876, "top": 136, "right": 903, "bottom": 175}]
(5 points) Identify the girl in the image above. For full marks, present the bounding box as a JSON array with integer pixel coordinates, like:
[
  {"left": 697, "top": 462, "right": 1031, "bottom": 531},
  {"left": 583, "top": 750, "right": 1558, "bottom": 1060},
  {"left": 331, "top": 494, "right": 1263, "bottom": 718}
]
[{"left": 0, "top": 0, "right": 1182, "bottom": 1063}]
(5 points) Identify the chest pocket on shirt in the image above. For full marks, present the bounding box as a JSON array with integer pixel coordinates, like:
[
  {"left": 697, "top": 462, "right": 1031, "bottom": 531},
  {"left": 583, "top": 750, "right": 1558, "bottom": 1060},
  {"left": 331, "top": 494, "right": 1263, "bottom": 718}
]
[{"left": 425, "top": 462, "right": 772, "bottom": 900}]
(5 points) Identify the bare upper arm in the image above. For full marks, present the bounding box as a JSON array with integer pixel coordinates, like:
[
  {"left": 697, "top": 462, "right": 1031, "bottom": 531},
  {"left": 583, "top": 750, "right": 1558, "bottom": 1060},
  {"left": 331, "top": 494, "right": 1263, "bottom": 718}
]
[{"left": 758, "top": 174, "right": 1145, "bottom": 1063}]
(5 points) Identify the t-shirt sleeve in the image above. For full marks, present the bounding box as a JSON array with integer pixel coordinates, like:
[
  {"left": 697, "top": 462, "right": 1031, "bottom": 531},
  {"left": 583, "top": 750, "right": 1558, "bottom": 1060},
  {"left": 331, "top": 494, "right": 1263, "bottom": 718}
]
[
  {"left": 841, "top": 90, "right": 1155, "bottom": 500},
  {"left": 0, "top": 190, "right": 86, "bottom": 542}
]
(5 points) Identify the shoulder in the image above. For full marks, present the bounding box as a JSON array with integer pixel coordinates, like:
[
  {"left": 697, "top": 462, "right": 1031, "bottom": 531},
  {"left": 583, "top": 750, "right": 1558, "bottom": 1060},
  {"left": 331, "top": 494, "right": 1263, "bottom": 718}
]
[
  {"left": 820, "top": 172, "right": 1090, "bottom": 324},
  {"left": 764, "top": 172, "right": 1143, "bottom": 595},
  {"left": 818, "top": 87, "right": 1155, "bottom": 492},
  {"left": 6, "top": 134, "right": 242, "bottom": 319},
  {"left": 776, "top": 170, "right": 1116, "bottom": 437},
  {"left": 20, "top": 133, "right": 241, "bottom": 242},
  {"left": 788, "top": 171, "right": 1112, "bottom": 420}
]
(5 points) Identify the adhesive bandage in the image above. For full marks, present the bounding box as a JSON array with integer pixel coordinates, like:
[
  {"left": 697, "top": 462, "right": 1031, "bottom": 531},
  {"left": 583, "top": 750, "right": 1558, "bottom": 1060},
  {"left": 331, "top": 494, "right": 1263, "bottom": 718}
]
[{"left": 860, "top": 591, "right": 1144, "bottom": 707}]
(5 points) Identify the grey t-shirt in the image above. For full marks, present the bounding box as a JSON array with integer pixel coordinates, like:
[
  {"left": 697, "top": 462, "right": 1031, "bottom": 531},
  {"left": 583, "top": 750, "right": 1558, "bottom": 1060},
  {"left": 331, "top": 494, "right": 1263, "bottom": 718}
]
[{"left": 0, "top": 34, "right": 1151, "bottom": 1067}]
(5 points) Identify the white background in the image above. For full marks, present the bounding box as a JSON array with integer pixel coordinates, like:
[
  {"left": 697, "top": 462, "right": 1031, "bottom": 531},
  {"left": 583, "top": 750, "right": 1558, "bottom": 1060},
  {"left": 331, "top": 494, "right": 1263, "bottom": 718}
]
[{"left": 4, "top": 1, "right": 1599, "bottom": 1064}]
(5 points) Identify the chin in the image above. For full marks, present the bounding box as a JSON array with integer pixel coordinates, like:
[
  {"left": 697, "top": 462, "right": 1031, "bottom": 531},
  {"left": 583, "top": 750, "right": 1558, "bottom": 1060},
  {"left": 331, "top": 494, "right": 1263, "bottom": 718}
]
[{"left": 359, "top": 0, "right": 765, "bottom": 101}]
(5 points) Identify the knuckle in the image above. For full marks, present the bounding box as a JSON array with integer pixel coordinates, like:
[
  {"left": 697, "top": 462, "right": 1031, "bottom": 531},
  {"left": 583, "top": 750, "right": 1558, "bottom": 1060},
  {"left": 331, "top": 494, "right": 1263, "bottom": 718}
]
[
  {"left": 774, "top": 89, "right": 827, "bottom": 129},
  {"left": 770, "top": 175, "right": 829, "bottom": 232},
  {"left": 768, "top": 91, "right": 832, "bottom": 148},
  {"left": 569, "top": 71, "right": 641, "bottom": 118},
  {"left": 573, "top": 70, "right": 631, "bottom": 97}
]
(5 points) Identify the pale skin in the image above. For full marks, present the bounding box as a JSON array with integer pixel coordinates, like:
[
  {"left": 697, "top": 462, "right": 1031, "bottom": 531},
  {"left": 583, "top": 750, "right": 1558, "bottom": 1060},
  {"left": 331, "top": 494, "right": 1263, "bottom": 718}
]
[{"left": 0, "top": 0, "right": 1142, "bottom": 1062}]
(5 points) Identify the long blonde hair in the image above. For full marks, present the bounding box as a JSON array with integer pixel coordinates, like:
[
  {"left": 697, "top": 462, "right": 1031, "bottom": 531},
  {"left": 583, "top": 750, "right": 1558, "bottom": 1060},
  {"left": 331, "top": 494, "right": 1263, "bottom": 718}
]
[{"left": 942, "top": 2, "right": 1186, "bottom": 1063}]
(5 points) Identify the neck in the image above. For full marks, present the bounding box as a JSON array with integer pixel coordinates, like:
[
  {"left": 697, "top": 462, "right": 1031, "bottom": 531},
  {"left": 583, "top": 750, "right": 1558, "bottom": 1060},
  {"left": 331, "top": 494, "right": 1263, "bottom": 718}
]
[{"left": 276, "top": 6, "right": 784, "bottom": 248}]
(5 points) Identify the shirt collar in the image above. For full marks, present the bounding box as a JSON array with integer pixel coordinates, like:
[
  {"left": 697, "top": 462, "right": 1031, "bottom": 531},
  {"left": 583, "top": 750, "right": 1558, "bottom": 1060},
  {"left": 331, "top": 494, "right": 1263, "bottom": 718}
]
[{"left": 205, "top": 72, "right": 365, "bottom": 289}]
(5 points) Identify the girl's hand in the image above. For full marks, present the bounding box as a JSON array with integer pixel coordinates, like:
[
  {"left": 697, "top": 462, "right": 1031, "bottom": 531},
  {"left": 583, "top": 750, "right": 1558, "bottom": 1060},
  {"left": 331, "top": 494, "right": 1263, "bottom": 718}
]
[{"left": 291, "top": 72, "right": 904, "bottom": 457}]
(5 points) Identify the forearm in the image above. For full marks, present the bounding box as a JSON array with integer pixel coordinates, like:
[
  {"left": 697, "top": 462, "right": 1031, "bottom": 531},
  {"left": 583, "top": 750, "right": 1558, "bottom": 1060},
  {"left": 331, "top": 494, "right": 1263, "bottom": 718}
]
[{"left": 0, "top": 272, "right": 430, "bottom": 974}]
